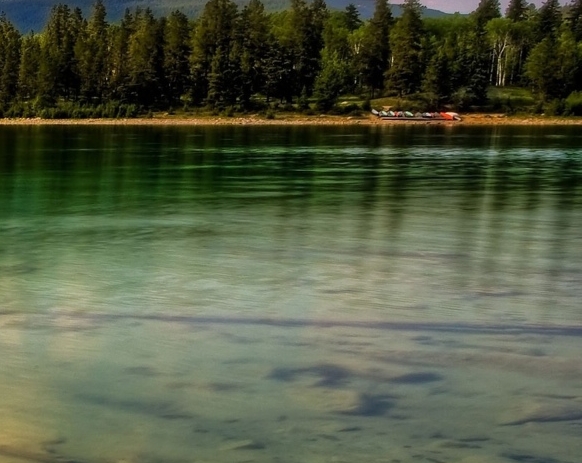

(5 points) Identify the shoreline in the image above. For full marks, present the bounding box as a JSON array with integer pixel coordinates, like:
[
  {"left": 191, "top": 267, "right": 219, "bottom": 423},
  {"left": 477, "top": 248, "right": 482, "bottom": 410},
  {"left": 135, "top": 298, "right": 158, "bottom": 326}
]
[{"left": 1, "top": 114, "right": 582, "bottom": 126}]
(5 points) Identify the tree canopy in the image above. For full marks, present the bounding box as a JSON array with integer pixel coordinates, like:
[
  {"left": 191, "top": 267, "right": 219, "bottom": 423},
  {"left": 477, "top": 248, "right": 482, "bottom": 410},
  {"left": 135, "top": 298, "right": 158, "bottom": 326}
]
[{"left": 0, "top": 0, "right": 580, "bottom": 118}]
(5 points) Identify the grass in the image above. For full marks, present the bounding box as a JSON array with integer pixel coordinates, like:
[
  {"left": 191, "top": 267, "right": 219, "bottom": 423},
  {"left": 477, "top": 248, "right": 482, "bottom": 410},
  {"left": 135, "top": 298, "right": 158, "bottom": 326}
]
[{"left": 487, "top": 86, "right": 536, "bottom": 113}]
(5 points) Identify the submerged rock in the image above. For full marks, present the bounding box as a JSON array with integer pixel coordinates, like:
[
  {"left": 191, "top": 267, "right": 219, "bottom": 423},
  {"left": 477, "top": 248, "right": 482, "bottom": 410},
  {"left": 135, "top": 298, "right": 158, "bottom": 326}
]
[
  {"left": 499, "top": 400, "right": 582, "bottom": 425},
  {"left": 220, "top": 439, "right": 265, "bottom": 451}
]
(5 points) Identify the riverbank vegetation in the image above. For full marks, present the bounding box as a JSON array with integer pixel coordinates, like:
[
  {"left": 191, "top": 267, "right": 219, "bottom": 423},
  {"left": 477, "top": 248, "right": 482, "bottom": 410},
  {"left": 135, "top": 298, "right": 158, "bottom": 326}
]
[{"left": 1, "top": 0, "right": 582, "bottom": 119}]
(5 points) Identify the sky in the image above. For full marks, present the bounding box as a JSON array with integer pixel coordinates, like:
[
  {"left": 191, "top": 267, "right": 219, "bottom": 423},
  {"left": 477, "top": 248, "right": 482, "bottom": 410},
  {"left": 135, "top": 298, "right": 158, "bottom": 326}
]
[{"left": 393, "top": 0, "right": 545, "bottom": 15}]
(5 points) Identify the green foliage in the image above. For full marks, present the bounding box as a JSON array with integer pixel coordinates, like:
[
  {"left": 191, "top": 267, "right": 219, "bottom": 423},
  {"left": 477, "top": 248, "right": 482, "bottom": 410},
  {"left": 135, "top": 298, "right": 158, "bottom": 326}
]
[
  {"left": 544, "top": 98, "right": 565, "bottom": 116},
  {"left": 473, "top": 0, "right": 501, "bottom": 28},
  {"left": 505, "top": 0, "right": 528, "bottom": 22},
  {"left": 359, "top": 0, "right": 393, "bottom": 96},
  {"left": 386, "top": 0, "right": 424, "bottom": 96},
  {"left": 564, "top": 91, "right": 582, "bottom": 116},
  {"left": 2, "top": 0, "right": 582, "bottom": 119}
]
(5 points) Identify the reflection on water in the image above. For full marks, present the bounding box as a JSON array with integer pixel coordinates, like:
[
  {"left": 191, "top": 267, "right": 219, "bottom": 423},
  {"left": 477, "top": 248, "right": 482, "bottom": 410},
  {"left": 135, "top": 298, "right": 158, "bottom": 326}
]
[{"left": 0, "top": 125, "right": 581, "bottom": 463}]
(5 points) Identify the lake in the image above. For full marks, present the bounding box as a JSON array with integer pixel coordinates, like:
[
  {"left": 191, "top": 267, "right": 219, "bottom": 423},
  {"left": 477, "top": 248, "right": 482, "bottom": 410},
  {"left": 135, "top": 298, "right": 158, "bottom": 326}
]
[{"left": 0, "top": 124, "right": 581, "bottom": 463}]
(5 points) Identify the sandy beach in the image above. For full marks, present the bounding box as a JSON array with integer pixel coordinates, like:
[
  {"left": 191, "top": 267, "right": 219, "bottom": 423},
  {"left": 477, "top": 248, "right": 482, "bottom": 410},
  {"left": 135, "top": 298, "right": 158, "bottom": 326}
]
[{"left": 1, "top": 113, "right": 582, "bottom": 126}]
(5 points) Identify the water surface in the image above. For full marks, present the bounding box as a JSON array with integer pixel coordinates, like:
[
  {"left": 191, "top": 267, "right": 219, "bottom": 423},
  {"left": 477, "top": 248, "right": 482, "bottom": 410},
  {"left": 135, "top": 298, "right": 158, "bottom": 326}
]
[{"left": 1, "top": 125, "right": 581, "bottom": 463}]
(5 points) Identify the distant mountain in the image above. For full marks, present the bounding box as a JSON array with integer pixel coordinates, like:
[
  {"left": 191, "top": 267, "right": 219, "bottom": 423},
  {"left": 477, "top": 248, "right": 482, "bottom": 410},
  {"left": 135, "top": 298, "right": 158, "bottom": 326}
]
[{"left": 0, "top": 0, "right": 453, "bottom": 32}]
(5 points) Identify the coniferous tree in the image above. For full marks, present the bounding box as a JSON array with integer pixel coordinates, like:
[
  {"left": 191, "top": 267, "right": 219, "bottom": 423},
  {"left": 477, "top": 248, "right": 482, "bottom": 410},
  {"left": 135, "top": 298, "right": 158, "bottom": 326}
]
[
  {"left": 190, "top": 0, "right": 238, "bottom": 105},
  {"left": 360, "top": 0, "right": 393, "bottom": 96},
  {"left": 387, "top": 0, "right": 424, "bottom": 95},
  {"left": 17, "top": 32, "right": 41, "bottom": 101},
  {"left": 0, "top": 14, "right": 21, "bottom": 110},
  {"left": 343, "top": 4, "right": 362, "bottom": 32},
  {"left": 536, "top": 0, "right": 562, "bottom": 41},
  {"left": 126, "top": 8, "right": 164, "bottom": 106},
  {"left": 570, "top": 0, "right": 582, "bottom": 41},
  {"left": 38, "top": 4, "right": 83, "bottom": 102},
  {"left": 422, "top": 48, "right": 452, "bottom": 107},
  {"left": 286, "top": 0, "right": 328, "bottom": 98},
  {"left": 237, "top": 0, "right": 270, "bottom": 107},
  {"left": 263, "top": 40, "right": 294, "bottom": 103},
  {"left": 75, "top": 0, "right": 109, "bottom": 102},
  {"left": 163, "top": 10, "right": 191, "bottom": 106},
  {"left": 506, "top": 0, "right": 528, "bottom": 21},
  {"left": 474, "top": 0, "right": 501, "bottom": 28},
  {"left": 109, "top": 9, "right": 134, "bottom": 102}
]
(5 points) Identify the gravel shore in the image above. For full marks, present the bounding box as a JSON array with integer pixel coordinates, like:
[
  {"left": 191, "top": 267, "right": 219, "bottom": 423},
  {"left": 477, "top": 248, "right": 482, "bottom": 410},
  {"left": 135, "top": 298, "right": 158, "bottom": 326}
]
[{"left": 1, "top": 114, "right": 581, "bottom": 125}]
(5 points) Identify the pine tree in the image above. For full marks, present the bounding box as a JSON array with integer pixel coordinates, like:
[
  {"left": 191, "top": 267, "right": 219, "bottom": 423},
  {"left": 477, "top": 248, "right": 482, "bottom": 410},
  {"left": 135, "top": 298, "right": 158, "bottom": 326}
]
[
  {"left": 126, "top": 8, "right": 164, "bottom": 106},
  {"left": 163, "top": 10, "right": 191, "bottom": 106},
  {"left": 473, "top": 0, "right": 501, "bottom": 28},
  {"left": 505, "top": 0, "right": 528, "bottom": 21},
  {"left": 190, "top": 0, "right": 238, "bottom": 105},
  {"left": 343, "top": 4, "right": 362, "bottom": 32},
  {"left": 360, "top": 0, "right": 394, "bottom": 96},
  {"left": 568, "top": 0, "right": 582, "bottom": 41},
  {"left": 18, "top": 32, "right": 41, "bottom": 101},
  {"left": 38, "top": 4, "right": 82, "bottom": 102},
  {"left": 109, "top": 9, "right": 134, "bottom": 102},
  {"left": 0, "top": 14, "right": 21, "bottom": 110},
  {"left": 285, "top": 0, "right": 328, "bottom": 98},
  {"left": 75, "top": 0, "right": 109, "bottom": 102},
  {"left": 422, "top": 50, "right": 452, "bottom": 107},
  {"left": 536, "top": 0, "right": 562, "bottom": 41},
  {"left": 387, "top": 0, "right": 424, "bottom": 95},
  {"left": 238, "top": 0, "right": 270, "bottom": 107}
]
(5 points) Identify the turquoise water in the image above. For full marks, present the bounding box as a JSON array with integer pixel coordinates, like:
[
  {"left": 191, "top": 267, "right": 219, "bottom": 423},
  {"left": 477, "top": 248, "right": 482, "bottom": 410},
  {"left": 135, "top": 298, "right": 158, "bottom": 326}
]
[{"left": 0, "top": 125, "right": 581, "bottom": 463}]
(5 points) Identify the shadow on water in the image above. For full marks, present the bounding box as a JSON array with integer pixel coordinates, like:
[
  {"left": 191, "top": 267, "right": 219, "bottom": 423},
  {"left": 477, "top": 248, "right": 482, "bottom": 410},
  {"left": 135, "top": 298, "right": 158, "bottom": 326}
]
[
  {"left": 268, "top": 364, "right": 351, "bottom": 387},
  {"left": 341, "top": 393, "right": 396, "bottom": 417}
]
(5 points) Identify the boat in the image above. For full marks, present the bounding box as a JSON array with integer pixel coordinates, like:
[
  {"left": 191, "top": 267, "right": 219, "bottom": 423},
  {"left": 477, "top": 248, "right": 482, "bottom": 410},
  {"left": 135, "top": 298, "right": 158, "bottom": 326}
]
[{"left": 371, "top": 109, "right": 462, "bottom": 121}]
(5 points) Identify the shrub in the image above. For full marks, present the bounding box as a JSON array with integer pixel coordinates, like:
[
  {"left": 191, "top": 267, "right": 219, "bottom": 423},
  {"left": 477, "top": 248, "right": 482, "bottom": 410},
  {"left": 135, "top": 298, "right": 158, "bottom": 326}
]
[
  {"left": 564, "top": 92, "right": 582, "bottom": 116},
  {"left": 544, "top": 99, "right": 565, "bottom": 116},
  {"left": 223, "top": 106, "right": 235, "bottom": 117}
]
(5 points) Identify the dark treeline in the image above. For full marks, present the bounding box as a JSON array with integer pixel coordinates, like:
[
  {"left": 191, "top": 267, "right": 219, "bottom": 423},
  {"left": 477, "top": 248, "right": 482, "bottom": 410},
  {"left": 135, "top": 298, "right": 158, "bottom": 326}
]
[{"left": 2, "top": 0, "right": 582, "bottom": 118}]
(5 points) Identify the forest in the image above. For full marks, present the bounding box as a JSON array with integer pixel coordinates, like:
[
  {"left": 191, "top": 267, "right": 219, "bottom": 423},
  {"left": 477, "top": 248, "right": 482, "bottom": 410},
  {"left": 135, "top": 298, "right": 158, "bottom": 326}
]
[{"left": 1, "top": 0, "right": 582, "bottom": 118}]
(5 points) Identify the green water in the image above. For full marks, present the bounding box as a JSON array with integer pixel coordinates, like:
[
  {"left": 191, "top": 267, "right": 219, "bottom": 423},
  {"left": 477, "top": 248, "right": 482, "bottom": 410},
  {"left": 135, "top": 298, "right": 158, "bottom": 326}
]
[{"left": 0, "top": 125, "right": 581, "bottom": 463}]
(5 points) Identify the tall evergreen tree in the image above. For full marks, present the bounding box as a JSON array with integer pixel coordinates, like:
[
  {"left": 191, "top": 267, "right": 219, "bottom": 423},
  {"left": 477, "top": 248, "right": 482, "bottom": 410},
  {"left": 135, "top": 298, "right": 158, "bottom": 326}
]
[
  {"left": 536, "top": 0, "right": 562, "bottom": 40},
  {"left": 506, "top": 0, "right": 528, "bottom": 21},
  {"left": 263, "top": 40, "right": 294, "bottom": 103},
  {"left": 126, "top": 8, "right": 164, "bottom": 106},
  {"left": 75, "top": 0, "right": 109, "bottom": 102},
  {"left": 422, "top": 48, "right": 452, "bottom": 106},
  {"left": 237, "top": 0, "right": 270, "bottom": 107},
  {"left": 569, "top": 0, "right": 582, "bottom": 41},
  {"left": 190, "top": 0, "right": 238, "bottom": 105},
  {"left": 0, "top": 14, "right": 21, "bottom": 110},
  {"left": 473, "top": 0, "right": 501, "bottom": 28},
  {"left": 38, "top": 4, "right": 83, "bottom": 102},
  {"left": 163, "top": 10, "right": 191, "bottom": 106},
  {"left": 17, "top": 32, "right": 41, "bottom": 101},
  {"left": 286, "top": 0, "right": 328, "bottom": 98},
  {"left": 343, "top": 4, "right": 362, "bottom": 32},
  {"left": 387, "top": 0, "right": 424, "bottom": 95},
  {"left": 359, "top": 0, "right": 393, "bottom": 96},
  {"left": 109, "top": 9, "right": 134, "bottom": 102}
]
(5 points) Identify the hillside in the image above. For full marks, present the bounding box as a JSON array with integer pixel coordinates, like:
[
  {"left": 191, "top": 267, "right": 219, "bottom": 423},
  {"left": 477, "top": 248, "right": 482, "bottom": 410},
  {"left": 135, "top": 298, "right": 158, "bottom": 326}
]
[{"left": 0, "top": 0, "right": 453, "bottom": 32}]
